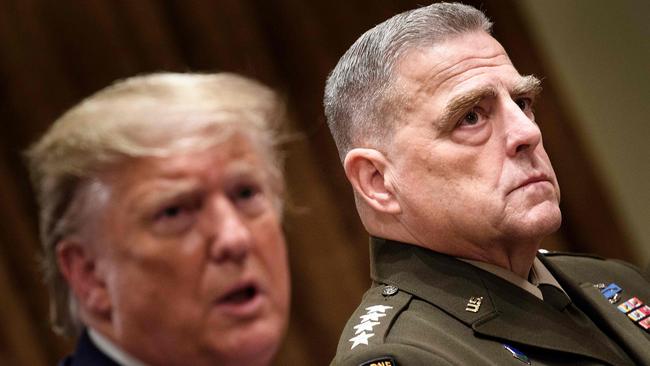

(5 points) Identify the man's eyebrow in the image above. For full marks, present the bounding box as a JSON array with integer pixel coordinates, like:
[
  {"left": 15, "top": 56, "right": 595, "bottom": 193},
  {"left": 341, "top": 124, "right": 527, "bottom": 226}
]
[
  {"left": 129, "top": 180, "right": 202, "bottom": 213},
  {"left": 439, "top": 86, "right": 498, "bottom": 127},
  {"left": 438, "top": 75, "right": 542, "bottom": 128},
  {"left": 511, "top": 75, "right": 542, "bottom": 97}
]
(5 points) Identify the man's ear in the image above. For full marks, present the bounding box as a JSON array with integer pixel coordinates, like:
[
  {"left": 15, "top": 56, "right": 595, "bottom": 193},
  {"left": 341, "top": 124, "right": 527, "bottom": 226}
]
[
  {"left": 344, "top": 148, "right": 401, "bottom": 214},
  {"left": 56, "top": 239, "right": 111, "bottom": 317}
]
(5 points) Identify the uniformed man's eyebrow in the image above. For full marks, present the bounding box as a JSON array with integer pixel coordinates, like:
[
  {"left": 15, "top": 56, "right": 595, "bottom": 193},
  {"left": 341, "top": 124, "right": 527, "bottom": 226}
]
[
  {"left": 439, "top": 86, "right": 498, "bottom": 128},
  {"left": 511, "top": 75, "right": 542, "bottom": 97},
  {"left": 438, "top": 75, "right": 542, "bottom": 128}
]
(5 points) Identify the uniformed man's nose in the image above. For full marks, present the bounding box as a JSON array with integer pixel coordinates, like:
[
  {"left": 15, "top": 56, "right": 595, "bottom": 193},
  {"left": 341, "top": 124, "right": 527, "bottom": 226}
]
[
  {"left": 206, "top": 199, "right": 252, "bottom": 263},
  {"left": 504, "top": 101, "right": 542, "bottom": 157}
]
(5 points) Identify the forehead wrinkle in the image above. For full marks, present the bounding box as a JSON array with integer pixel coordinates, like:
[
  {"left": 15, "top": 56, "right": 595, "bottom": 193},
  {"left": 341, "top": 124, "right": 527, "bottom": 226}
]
[
  {"left": 398, "top": 51, "right": 510, "bottom": 117},
  {"left": 410, "top": 53, "right": 509, "bottom": 96},
  {"left": 429, "top": 53, "right": 510, "bottom": 93}
]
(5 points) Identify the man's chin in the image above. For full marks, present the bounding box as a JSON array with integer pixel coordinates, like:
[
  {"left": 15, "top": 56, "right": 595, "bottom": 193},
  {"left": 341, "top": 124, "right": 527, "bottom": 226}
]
[
  {"left": 520, "top": 207, "right": 562, "bottom": 239},
  {"left": 502, "top": 203, "right": 562, "bottom": 241},
  {"left": 205, "top": 320, "right": 285, "bottom": 366}
]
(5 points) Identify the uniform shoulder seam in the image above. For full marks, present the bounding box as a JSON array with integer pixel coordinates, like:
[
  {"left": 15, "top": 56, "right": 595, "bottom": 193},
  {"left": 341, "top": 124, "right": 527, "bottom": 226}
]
[{"left": 609, "top": 258, "right": 650, "bottom": 282}]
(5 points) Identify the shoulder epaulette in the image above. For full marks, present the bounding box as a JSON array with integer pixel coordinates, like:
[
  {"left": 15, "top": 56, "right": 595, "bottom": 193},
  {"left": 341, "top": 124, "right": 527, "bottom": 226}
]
[{"left": 340, "top": 284, "right": 412, "bottom": 353}]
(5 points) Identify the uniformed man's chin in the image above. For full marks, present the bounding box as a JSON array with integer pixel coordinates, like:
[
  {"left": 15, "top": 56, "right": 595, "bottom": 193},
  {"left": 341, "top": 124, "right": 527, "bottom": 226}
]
[
  {"left": 504, "top": 204, "right": 562, "bottom": 241},
  {"left": 519, "top": 206, "right": 562, "bottom": 239}
]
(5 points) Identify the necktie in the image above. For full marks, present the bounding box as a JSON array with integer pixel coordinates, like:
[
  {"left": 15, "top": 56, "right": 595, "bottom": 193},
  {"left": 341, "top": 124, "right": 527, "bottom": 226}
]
[{"left": 538, "top": 283, "right": 571, "bottom": 311}]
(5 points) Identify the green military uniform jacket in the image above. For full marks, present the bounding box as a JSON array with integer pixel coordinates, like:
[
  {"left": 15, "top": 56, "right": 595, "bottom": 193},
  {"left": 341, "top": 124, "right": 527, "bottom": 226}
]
[{"left": 331, "top": 238, "right": 650, "bottom": 366}]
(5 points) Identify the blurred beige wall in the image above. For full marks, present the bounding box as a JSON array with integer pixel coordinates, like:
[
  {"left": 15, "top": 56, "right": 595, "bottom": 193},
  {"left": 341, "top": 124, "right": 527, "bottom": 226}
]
[{"left": 520, "top": 0, "right": 650, "bottom": 265}]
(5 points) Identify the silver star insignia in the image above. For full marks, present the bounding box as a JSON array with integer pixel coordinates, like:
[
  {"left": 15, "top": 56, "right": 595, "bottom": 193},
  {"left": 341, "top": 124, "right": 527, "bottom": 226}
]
[
  {"left": 365, "top": 305, "right": 393, "bottom": 313},
  {"left": 353, "top": 321, "right": 380, "bottom": 334},
  {"left": 349, "top": 331, "right": 374, "bottom": 349},
  {"left": 359, "top": 312, "right": 387, "bottom": 323}
]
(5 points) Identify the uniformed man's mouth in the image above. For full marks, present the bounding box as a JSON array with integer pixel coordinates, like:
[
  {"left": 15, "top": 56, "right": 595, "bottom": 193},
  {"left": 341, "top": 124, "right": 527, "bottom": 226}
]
[{"left": 508, "top": 174, "right": 552, "bottom": 195}]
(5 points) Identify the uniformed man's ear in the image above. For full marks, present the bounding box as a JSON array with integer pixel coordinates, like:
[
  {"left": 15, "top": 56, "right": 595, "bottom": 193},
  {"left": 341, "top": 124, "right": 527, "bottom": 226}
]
[
  {"left": 344, "top": 148, "right": 401, "bottom": 214},
  {"left": 56, "top": 239, "right": 111, "bottom": 317}
]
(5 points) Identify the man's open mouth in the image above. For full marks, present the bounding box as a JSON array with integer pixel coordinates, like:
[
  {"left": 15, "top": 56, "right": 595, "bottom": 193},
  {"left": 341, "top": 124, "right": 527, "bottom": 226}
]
[{"left": 219, "top": 284, "right": 259, "bottom": 305}]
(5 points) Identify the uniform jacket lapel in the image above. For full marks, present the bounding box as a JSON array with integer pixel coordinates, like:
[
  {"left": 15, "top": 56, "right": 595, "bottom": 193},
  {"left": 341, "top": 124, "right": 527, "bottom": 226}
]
[{"left": 370, "top": 238, "right": 630, "bottom": 366}]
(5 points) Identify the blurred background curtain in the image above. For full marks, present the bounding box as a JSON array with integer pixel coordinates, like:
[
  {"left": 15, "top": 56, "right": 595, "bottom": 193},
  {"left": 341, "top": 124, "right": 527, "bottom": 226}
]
[{"left": 0, "top": 1, "right": 647, "bottom": 364}]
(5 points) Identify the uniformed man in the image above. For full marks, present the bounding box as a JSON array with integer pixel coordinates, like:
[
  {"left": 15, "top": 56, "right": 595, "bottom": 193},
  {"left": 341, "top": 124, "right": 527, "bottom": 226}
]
[{"left": 323, "top": 3, "right": 650, "bottom": 365}]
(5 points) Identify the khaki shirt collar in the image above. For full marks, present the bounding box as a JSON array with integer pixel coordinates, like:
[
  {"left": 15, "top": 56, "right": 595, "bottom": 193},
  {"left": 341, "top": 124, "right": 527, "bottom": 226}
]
[{"left": 459, "top": 257, "right": 566, "bottom": 300}]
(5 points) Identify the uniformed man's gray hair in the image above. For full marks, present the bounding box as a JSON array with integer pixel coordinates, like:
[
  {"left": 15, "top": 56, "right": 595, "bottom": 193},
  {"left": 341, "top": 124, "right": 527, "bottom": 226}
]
[
  {"left": 26, "top": 72, "right": 286, "bottom": 336},
  {"left": 323, "top": 2, "right": 492, "bottom": 160}
]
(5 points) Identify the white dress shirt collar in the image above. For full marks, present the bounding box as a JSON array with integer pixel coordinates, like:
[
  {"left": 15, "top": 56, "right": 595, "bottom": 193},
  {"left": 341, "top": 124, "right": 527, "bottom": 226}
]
[{"left": 88, "top": 328, "right": 148, "bottom": 366}]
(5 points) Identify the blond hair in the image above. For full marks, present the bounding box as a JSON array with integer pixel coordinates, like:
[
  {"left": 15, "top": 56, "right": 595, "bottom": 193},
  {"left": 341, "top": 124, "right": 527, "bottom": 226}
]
[{"left": 26, "top": 72, "right": 286, "bottom": 336}]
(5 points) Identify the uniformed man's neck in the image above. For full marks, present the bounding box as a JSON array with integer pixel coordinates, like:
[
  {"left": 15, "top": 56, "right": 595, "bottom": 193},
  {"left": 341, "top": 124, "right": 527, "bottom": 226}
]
[
  {"left": 370, "top": 228, "right": 540, "bottom": 279},
  {"left": 456, "top": 244, "right": 542, "bottom": 279},
  {"left": 485, "top": 250, "right": 537, "bottom": 279}
]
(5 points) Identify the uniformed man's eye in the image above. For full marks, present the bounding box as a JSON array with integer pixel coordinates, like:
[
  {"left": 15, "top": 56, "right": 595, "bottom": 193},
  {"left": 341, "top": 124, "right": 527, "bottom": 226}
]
[
  {"left": 463, "top": 111, "right": 479, "bottom": 125},
  {"left": 458, "top": 108, "right": 483, "bottom": 127},
  {"left": 515, "top": 97, "right": 532, "bottom": 111}
]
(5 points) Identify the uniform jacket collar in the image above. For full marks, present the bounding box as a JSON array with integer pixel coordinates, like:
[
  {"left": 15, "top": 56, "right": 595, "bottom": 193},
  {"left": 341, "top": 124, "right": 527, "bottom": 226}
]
[{"left": 369, "top": 237, "right": 630, "bottom": 366}]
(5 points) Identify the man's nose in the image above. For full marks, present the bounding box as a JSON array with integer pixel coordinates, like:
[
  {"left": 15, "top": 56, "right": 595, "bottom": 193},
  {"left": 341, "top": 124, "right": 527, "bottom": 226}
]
[
  {"left": 504, "top": 100, "right": 542, "bottom": 156},
  {"left": 205, "top": 197, "right": 252, "bottom": 263}
]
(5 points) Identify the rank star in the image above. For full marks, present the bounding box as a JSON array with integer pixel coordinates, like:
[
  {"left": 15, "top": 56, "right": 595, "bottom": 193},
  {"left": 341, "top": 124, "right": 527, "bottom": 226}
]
[
  {"left": 359, "top": 312, "right": 387, "bottom": 323},
  {"left": 366, "top": 305, "right": 393, "bottom": 313},
  {"left": 353, "top": 321, "right": 380, "bottom": 334},
  {"left": 349, "top": 331, "right": 374, "bottom": 349}
]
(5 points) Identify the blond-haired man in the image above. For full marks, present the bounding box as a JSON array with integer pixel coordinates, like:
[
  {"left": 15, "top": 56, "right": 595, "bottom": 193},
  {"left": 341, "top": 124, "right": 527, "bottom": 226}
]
[{"left": 28, "top": 73, "right": 290, "bottom": 366}]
